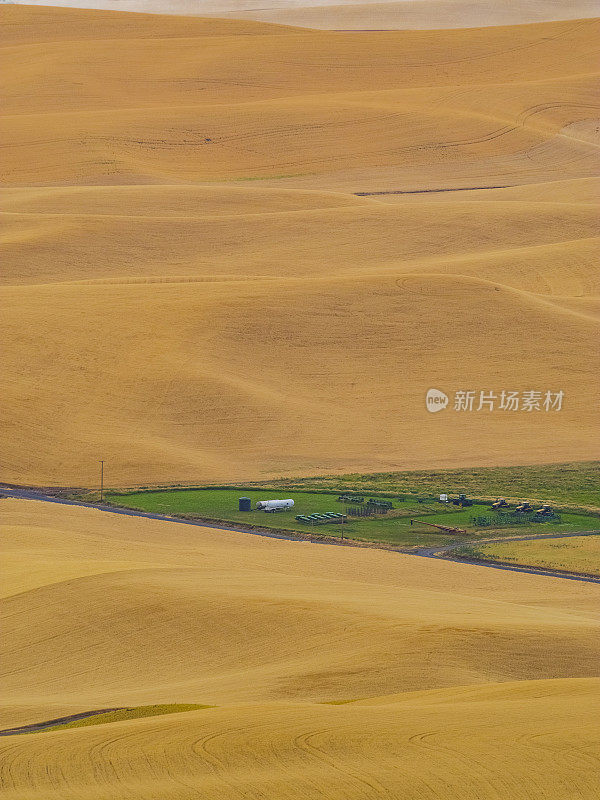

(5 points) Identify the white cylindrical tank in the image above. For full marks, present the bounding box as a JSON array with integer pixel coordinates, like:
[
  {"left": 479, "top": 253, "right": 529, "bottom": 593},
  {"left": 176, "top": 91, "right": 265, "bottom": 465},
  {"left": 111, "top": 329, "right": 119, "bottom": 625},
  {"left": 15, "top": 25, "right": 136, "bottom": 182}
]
[{"left": 256, "top": 499, "right": 294, "bottom": 511}]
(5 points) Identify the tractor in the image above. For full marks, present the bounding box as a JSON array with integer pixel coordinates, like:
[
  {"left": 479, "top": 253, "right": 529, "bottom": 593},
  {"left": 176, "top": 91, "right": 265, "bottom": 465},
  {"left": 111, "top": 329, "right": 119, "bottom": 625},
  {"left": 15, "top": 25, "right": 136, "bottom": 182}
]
[
  {"left": 491, "top": 498, "right": 510, "bottom": 510},
  {"left": 515, "top": 502, "right": 533, "bottom": 513},
  {"left": 449, "top": 494, "right": 473, "bottom": 507},
  {"left": 532, "top": 505, "right": 561, "bottom": 522}
]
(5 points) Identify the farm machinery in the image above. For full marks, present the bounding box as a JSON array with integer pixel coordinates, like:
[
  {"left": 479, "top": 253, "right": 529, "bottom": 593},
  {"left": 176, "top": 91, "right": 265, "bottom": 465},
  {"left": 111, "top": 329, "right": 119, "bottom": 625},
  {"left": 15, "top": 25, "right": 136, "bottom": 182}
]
[
  {"left": 411, "top": 519, "right": 466, "bottom": 534},
  {"left": 491, "top": 498, "right": 510, "bottom": 510},
  {"left": 473, "top": 502, "right": 561, "bottom": 527},
  {"left": 532, "top": 504, "right": 560, "bottom": 521},
  {"left": 515, "top": 502, "right": 533, "bottom": 513},
  {"left": 445, "top": 494, "right": 473, "bottom": 507}
]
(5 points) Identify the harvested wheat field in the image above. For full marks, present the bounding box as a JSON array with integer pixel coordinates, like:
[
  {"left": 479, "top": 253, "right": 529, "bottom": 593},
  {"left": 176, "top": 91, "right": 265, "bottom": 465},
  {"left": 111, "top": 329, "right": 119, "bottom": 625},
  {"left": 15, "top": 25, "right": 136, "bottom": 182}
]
[
  {"left": 207, "top": 0, "right": 600, "bottom": 31},
  {"left": 0, "top": 498, "right": 599, "bottom": 798},
  {"left": 475, "top": 534, "right": 600, "bottom": 576},
  {"left": 2, "top": 5, "right": 599, "bottom": 798},
  {"left": 13, "top": 0, "right": 600, "bottom": 30},
  {"left": 1, "top": 5, "right": 599, "bottom": 485}
]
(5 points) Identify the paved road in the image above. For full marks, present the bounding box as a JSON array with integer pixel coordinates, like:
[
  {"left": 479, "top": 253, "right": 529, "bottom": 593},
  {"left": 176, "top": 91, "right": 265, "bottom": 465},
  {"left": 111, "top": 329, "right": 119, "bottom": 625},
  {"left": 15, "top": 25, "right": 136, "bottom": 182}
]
[
  {"left": 413, "top": 538, "right": 600, "bottom": 584},
  {"left": 2, "top": 485, "right": 599, "bottom": 584},
  {"left": 414, "top": 529, "right": 600, "bottom": 557},
  {"left": 0, "top": 485, "right": 335, "bottom": 544}
]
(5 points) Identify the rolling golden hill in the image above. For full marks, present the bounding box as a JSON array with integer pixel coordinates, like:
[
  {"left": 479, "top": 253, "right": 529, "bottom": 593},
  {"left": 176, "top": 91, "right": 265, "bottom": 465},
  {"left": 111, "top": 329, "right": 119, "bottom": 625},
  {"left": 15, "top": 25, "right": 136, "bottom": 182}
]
[
  {"left": 14, "top": 0, "right": 600, "bottom": 30},
  {"left": 1, "top": 498, "right": 599, "bottom": 798},
  {"left": 208, "top": 0, "right": 600, "bottom": 31},
  {"left": 2, "top": 9, "right": 599, "bottom": 799},
  {"left": 1, "top": 5, "right": 599, "bottom": 486}
]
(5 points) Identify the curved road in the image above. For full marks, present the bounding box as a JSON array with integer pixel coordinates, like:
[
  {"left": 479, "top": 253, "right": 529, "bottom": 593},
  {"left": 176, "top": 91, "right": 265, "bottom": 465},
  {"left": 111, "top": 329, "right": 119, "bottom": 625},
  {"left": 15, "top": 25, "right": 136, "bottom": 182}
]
[
  {"left": 355, "top": 185, "right": 511, "bottom": 196},
  {"left": 413, "top": 536, "right": 600, "bottom": 583},
  {"left": 2, "top": 485, "right": 599, "bottom": 584},
  {"left": 0, "top": 709, "right": 123, "bottom": 737}
]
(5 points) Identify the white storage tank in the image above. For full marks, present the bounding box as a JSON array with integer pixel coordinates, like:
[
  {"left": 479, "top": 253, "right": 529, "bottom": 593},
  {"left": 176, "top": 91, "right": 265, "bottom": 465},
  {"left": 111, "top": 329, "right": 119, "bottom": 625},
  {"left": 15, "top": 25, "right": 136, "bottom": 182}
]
[{"left": 256, "top": 499, "right": 294, "bottom": 511}]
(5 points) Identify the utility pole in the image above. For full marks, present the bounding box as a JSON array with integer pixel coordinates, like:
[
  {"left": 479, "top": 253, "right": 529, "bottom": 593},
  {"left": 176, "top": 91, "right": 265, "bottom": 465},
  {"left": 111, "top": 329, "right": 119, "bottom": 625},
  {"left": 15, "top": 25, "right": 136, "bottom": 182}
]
[{"left": 99, "top": 460, "right": 104, "bottom": 502}]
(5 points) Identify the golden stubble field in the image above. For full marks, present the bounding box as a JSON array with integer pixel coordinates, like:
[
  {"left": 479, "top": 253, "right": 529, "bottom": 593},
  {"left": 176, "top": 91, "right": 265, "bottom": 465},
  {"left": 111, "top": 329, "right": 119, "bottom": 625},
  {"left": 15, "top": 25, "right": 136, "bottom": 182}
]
[
  {"left": 14, "top": 0, "right": 600, "bottom": 30},
  {"left": 1, "top": 498, "right": 599, "bottom": 798},
  {"left": 1, "top": 7, "right": 599, "bottom": 799},
  {"left": 476, "top": 534, "right": 600, "bottom": 576},
  {"left": 1, "top": 6, "right": 599, "bottom": 485}
]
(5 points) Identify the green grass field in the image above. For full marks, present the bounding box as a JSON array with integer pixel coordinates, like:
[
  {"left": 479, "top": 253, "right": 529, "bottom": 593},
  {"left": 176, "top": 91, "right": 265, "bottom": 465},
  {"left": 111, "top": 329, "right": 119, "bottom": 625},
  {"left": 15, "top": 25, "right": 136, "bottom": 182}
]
[
  {"left": 105, "top": 488, "right": 599, "bottom": 548},
  {"left": 261, "top": 462, "right": 600, "bottom": 510}
]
